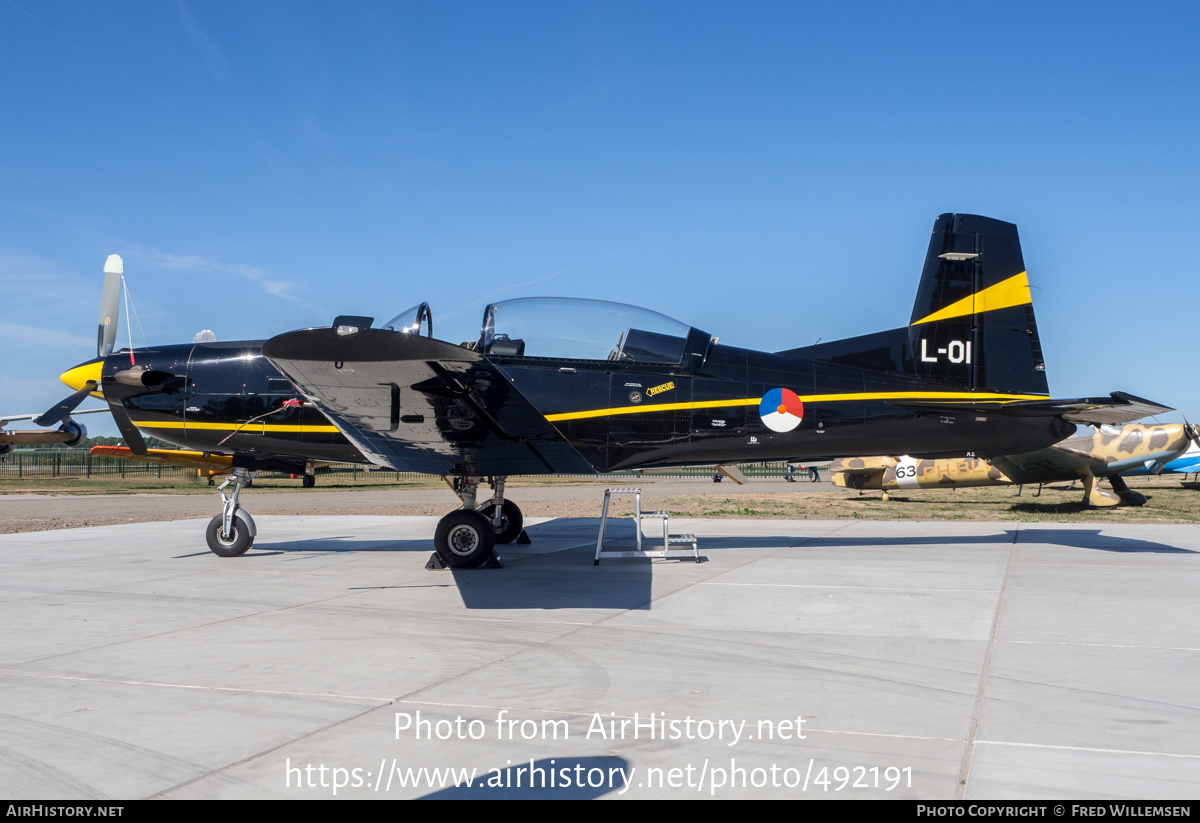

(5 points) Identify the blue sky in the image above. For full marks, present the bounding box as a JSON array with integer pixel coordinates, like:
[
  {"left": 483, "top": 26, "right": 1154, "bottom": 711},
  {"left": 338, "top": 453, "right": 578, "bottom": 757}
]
[{"left": 2, "top": 1, "right": 1198, "bottom": 437}]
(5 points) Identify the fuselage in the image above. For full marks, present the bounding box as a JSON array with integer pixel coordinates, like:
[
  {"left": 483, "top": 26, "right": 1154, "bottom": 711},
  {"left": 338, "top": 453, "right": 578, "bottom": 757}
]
[
  {"left": 484, "top": 341, "right": 1072, "bottom": 471},
  {"left": 69, "top": 336, "right": 1075, "bottom": 475}
]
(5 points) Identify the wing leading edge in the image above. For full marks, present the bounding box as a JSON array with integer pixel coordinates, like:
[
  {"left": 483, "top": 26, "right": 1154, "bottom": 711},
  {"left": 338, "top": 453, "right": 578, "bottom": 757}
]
[{"left": 261, "top": 327, "right": 595, "bottom": 476}]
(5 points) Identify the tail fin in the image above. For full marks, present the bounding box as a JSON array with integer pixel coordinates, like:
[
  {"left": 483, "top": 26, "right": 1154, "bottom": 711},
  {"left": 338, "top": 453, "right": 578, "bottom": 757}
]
[
  {"left": 780, "top": 213, "right": 1049, "bottom": 396},
  {"left": 907, "top": 214, "right": 1047, "bottom": 395}
]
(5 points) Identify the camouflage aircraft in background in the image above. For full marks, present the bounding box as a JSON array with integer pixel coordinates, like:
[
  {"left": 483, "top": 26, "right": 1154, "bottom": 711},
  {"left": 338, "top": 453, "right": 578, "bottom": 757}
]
[
  {"left": 830, "top": 421, "right": 1200, "bottom": 507},
  {"left": 1130, "top": 439, "right": 1200, "bottom": 481}
]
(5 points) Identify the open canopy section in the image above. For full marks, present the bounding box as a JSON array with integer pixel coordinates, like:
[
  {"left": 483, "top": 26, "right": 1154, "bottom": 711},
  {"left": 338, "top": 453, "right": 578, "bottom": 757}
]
[{"left": 478, "top": 297, "right": 707, "bottom": 364}]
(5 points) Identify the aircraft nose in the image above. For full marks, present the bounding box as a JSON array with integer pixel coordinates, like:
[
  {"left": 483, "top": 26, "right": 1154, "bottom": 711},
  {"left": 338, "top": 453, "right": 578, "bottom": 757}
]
[{"left": 60, "top": 358, "right": 105, "bottom": 395}]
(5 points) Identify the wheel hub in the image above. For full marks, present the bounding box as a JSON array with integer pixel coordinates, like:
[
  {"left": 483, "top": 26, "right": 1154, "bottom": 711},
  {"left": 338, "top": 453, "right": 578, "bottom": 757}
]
[{"left": 448, "top": 524, "right": 480, "bottom": 555}]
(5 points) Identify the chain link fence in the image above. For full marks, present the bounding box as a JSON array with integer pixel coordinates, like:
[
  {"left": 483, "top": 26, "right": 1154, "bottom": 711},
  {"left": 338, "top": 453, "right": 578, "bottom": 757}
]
[{"left": 0, "top": 449, "right": 825, "bottom": 482}]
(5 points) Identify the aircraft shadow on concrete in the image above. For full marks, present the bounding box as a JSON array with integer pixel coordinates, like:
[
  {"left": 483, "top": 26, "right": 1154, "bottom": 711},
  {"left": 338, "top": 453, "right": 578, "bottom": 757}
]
[
  {"left": 418, "top": 756, "right": 630, "bottom": 799},
  {"left": 178, "top": 521, "right": 1192, "bottom": 611}
]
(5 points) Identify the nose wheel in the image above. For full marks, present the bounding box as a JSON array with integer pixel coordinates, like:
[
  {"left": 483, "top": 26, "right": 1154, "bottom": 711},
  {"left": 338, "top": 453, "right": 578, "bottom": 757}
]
[{"left": 206, "top": 514, "right": 253, "bottom": 557}]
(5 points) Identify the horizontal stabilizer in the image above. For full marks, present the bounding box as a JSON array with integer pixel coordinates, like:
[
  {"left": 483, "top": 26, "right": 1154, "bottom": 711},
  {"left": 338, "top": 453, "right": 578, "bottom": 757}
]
[{"left": 885, "top": 392, "right": 1172, "bottom": 426}]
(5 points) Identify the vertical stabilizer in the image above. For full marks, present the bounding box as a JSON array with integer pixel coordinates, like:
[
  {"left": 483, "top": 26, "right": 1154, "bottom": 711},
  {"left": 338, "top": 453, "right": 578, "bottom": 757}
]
[{"left": 907, "top": 214, "right": 1048, "bottom": 395}]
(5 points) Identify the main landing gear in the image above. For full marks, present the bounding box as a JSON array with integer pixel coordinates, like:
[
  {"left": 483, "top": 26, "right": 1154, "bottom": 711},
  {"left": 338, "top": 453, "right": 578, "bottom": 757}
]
[
  {"left": 201, "top": 469, "right": 522, "bottom": 566},
  {"left": 205, "top": 467, "right": 258, "bottom": 557},
  {"left": 431, "top": 475, "right": 523, "bottom": 569}
]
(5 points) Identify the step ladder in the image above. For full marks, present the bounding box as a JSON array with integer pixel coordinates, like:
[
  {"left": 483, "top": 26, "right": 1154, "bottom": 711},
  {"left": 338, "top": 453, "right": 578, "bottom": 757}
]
[{"left": 594, "top": 487, "right": 700, "bottom": 565}]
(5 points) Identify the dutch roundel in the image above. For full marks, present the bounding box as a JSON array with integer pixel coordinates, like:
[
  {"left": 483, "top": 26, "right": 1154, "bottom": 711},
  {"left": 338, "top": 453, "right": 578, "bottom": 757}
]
[{"left": 759, "top": 388, "right": 804, "bottom": 432}]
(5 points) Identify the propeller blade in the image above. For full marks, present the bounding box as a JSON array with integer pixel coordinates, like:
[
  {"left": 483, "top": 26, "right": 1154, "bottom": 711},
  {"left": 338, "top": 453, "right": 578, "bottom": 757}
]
[
  {"left": 34, "top": 381, "right": 98, "bottom": 427},
  {"left": 1186, "top": 420, "right": 1200, "bottom": 447},
  {"left": 105, "top": 396, "right": 147, "bottom": 455},
  {"left": 98, "top": 254, "right": 122, "bottom": 359}
]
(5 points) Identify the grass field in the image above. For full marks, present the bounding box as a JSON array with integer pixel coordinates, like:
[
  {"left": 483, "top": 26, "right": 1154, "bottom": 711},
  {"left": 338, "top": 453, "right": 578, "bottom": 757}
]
[
  {"left": 2, "top": 474, "right": 1198, "bottom": 525},
  {"left": 636, "top": 483, "right": 1200, "bottom": 524}
]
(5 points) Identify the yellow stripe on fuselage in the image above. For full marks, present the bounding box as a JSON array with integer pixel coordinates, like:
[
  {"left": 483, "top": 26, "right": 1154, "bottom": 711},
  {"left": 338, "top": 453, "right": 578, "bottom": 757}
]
[
  {"left": 131, "top": 421, "right": 340, "bottom": 433},
  {"left": 133, "top": 390, "right": 1048, "bottom": 430},
  {"left": 910, "top": 271, "right": 1032, "bottom": 326},
  {"left": 543, "top": 391, "right": 1046, "bottom": 423}
]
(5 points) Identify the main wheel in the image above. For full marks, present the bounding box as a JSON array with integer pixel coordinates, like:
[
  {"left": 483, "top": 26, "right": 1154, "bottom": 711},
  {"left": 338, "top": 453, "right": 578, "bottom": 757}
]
[
  {"left": 206, "top": 514, "right": 253, "bottom": 557},
  {"left": 434, "top": 510, "right": 496, "bottom": 568},
  {"left": 477, "top": 499, "right": 523, "bottom": 544}
]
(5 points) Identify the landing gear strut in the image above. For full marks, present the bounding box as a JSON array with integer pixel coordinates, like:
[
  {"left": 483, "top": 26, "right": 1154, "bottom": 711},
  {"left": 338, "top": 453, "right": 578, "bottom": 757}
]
[
  {"left": 431, "top": 475, "right": 522, "bottom": 568},
  {"left": 477, "top": 476, "right": 524, "bottom": 544},
  {"left": 206, "top": 467, "right": 258, "bottom": 557},
  {"left": 1109, "top": 473, "right": 1147, "bottom": 507}
]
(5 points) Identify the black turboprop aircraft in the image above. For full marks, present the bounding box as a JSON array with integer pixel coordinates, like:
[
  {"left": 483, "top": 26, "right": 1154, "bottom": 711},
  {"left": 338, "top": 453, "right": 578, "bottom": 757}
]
[{"left": 48, "top": 214, "right": 1167, "bottom": 567}]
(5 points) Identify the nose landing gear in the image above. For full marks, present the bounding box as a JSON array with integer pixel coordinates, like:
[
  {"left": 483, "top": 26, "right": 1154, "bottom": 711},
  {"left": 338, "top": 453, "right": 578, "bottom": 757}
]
[{"left": 205, "top": 467, "right": 258, "bottom": 557}]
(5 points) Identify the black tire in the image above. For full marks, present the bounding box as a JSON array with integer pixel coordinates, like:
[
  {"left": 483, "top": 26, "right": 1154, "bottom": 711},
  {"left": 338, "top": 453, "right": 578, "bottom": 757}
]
[
  {"left": 434, "top": 510, "right": 496, "bottom": 568},
  {"left": 302, "top": 474, "right": 316, "bottom": 488},
  {"left": 206, "top": 514, "right": 253, "bottom": 557},
  {"left": 477, "top": 499, "right": 523, "bottom": 544}
]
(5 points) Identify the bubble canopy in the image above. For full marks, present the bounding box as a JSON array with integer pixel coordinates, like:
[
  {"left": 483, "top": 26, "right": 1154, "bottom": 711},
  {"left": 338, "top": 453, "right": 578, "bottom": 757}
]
[
  {"left": 478, "top": 297, "right": 706, "bottom": 364},
  {"left": 381, "top": 302, "right": 433, "bottom": 337}
]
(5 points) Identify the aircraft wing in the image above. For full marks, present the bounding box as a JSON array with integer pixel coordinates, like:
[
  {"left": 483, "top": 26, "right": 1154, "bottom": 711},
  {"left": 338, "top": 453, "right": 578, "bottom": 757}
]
[
  {"left": 1, "top": 429, "right": 81, "bottom": 447},
  {"left": 260, "top": 327, "right": 595, "bottom": 476},
  {"left": 886, "top": 391, "right": 1172, "bottom": 426},
  {"left": 1, "top": 408, "right": 109, "bottom": 447},
  {"left": 987, "top": 445, "right": 1106, "bottom": 484},
  {"left": 1, "top": 408, "right": 109, "bottom": 427},
  {"left": 90, "top": 446, "right": 234, "bottom": 473}
]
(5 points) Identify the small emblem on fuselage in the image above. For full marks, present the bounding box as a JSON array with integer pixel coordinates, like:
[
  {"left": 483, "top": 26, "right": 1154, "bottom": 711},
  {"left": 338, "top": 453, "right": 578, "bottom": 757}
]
[
  {"left": 629, "top": 391, "right": 642, "bottom": 403},
  {"left": 647, "top": 381, "right": 675, "bottom": 397}
]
